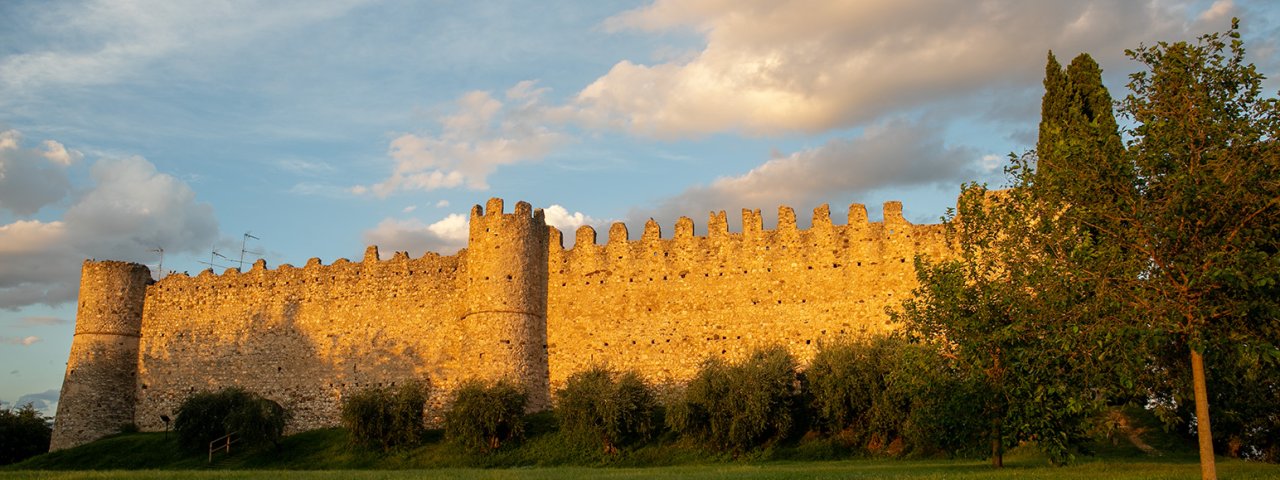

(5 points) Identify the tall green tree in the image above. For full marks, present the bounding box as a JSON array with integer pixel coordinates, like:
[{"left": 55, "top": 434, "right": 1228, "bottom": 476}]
[
  {"left": 1117, "top": 20, "right": 1280, "bottom": 479},
  {"left": 896, "top": 51, "right": 1147, "bottom": 468}
]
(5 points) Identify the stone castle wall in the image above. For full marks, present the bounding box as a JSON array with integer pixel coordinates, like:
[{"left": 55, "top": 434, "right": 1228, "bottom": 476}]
[
  {"left": 545, "top": 201, "right": 949, "bottom": 390},
  {"left": 53, "top": 198, "right": 950, "bottom": 449},
  {"left": 134, "top": 250, "right": 468, "bottom": 433}
]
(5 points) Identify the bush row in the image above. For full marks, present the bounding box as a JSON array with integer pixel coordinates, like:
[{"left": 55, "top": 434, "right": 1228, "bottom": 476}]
[{"left": 327, "top": 335, "right": 996, "bottom": 458}]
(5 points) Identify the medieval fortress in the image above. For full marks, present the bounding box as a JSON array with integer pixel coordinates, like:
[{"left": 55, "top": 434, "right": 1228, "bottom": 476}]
[{"left": 50, "top": 198, "right": 951, "bottom": 450}]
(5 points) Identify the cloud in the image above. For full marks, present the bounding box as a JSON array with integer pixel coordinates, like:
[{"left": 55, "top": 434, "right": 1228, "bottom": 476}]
[
  {"left": 1, "top": 336, "right": 42, "bottom": 346},
  {"left": 0, "top": 130, "right": 74, "bottom": 215},
  {"left": 13, "top": 316, "right": 68, "bottom": 327},
  {"left": 0, "top": 131, "right": 219, "bottom": 310},
  {"left": 15, "top": 389, "right": 59, "bottom": 415},
  {"left": 543, "top": 205, "right": 598, "bottom": 232},
  {"left": 361, "top": 214, "right": 470, "bottom": 257},
  {"left": 0, "top": 0, "right": 367, "bottom": 96},
  {"left": 356, "top": 81, "right": 568, "bottom": 197},
  {"left": 575, "top": 0, "right": 1223, "bottom": 138},
  {"left": 631, "top": 116, "right": 980, "bottom": 227}
]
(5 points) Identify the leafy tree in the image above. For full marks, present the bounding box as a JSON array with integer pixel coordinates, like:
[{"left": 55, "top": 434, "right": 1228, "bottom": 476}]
[
  {"left": 1116, "top": 20, "right": 1280, "bottom": 477},
  {"left": 341, "top": 381, "right": 430, "bottom": 451},
  {"left": 667, "top": 346, "right": 801, "bottom": 452},
  {"left": 173, "top": 387, "right": 290, "bottom": 452},
  {"left": 807, "top": 336, "right": 911, "bottom": 450},
  {"left": 444, "top": 379, "right": 527, "bottom": 453},
  {"left": 555, "top": 366, "right": 657, "bottom": 454},
  {"left": 0, "top": 403, "right": 51, "bottom": 465}
]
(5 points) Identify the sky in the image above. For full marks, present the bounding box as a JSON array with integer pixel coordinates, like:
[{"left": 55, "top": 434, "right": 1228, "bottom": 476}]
[{"left": 2, "top": 0, "right": 1278, "bottom": 415}]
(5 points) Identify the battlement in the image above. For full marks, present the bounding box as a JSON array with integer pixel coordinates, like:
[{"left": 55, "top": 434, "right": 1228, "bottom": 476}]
[{"left": 554, "top": 201, "right": 914, "bottom": 250}]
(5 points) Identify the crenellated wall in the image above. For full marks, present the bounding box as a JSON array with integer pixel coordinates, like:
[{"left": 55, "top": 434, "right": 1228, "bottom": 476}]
[
  {"left": 134, "top": 249, "right": 469, "bottom": 433},
  {"left": 53, "top": 197, "right": 952, "bottom": 449},
  {"left": 544, "top": 202, "right": 949, "bottom": 390}
]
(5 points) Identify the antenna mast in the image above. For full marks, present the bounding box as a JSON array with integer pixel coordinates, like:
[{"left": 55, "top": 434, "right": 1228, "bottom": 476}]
[{"left": 238, "top": 232, "right": 262, "bottom": 270}]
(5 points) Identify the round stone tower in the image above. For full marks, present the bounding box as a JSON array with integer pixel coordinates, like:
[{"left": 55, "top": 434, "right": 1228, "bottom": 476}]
[
  {"left": 50, "top": 260, "right": 151, "bottom": 450},
  {"left": 463, "top": 198, "right": 550, "bottom": 410}
]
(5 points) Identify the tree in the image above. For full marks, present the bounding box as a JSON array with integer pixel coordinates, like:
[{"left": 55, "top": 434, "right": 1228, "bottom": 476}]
[
  {"left": 555, "top": 366, "right": 657, "bottom": 454},
  {"left": 173, "top": 387, "right": 290, "bottom": 452},
  {"left": 341, "top": 381, "right": 431, "bottom": 451},
  {"left": 444, "top": 380, "right": 527, "bottom": 453},
  {"left": 807, "top": 335, "right": 912, "bottom": 451},
  {"left": 666, "top": 346, "right": 801, "bottom": 452},
  {"left": 0, "top": 403, "right": 51, "bottom": 465},
  {"left": 1117, "top": 20, "right": 1280, "bottom": 478},
  {"left": 895, "top": 52, "right": 1149, "bottom": 468}
]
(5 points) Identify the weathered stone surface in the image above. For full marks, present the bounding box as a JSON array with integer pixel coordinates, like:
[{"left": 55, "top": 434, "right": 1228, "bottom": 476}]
[{"left": 52, "top": 197, "right": 951, "bottom": 450}]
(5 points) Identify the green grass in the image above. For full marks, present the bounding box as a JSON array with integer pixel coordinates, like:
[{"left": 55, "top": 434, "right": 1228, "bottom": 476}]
[
  {"left": 4, "top": 408, "right": 1277, "bottom": 479},
  {"left": 1, "top": 459, "right": 1278, "bottom": 480}
]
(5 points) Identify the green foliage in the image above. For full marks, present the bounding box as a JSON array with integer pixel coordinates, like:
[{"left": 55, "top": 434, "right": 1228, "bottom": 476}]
[
  {"left": 173, "top": 387, "right": 290, "bottom": 452},
  {"left": 667, "top": 346, "right": 801, "bottom": 452},
  {"left": 555, "top": 366, "right": 658, "bottom": 454},
  {"left": 341, "top": 381, "right": 431, "bottom": 451},
  {"left": 444, "top": 380, "right": 527, "bottom": 453},
  {"left": 1117, "top": 19, "right": 1280, "bottom": 465},
  {"left": 0, "top": 403, "right": 51, "bottom": 465},
  {"left": 806, "top": 336, "right": 907, "bottom": 449},
  {"left": 806, "top": 336, "right": 989, "bottom": 457}
]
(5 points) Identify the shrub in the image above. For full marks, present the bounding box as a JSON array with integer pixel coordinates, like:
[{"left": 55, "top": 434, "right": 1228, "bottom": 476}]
[
  {"left": 667, "top": 346, "right": 801, "bottom": 452},
  {"left": 444, "top": 379, "right": 527, "bottom": 453},
  {"left": 0, "top": 403, "right": 51, "bottom": 465},
  {"left": 173, "top": 387, "right": 289, "bottom": 452},
  {"left": 807, "top": 335, "right": 912, "bottom": 451},
  {"left": 341, "top": 381, "right": 430, "bottom": 451},
  {"left": 556, "top": 366, "right": 657, "bottom": 454}
]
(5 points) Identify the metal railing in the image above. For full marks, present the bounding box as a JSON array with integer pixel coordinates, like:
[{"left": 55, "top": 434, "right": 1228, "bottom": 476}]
[{"left": 208, "top": 431, "right": 240, "bottom": 464}]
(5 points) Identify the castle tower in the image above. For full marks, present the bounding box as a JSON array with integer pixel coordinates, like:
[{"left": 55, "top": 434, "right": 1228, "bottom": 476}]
[
  {"left": 463, "top": 198, "right": 551, "bottom": 410},
  {"left": 50, "top": 261, "right": 151, "bottom": 450}
]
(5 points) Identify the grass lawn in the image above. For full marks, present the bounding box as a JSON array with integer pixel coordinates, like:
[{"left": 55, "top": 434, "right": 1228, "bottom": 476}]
[
  {"left": 5, "top": 410, "right": 1277, "bottom": 479},
  {"left": 1, "top": 458, "right": 1278, "bottom": 480}
]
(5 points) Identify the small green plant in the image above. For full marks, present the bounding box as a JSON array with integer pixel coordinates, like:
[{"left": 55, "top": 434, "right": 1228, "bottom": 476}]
[
  {"left": 173, "top": 387, "right": 290, "bottom": 452},
  {"left": 556, "top": 366, "right": 657, "bottom": 454},
  {"left": 341, "top": 381, "right": 430, "bottom": 451},
  {"left": 444, "top": 379, "right": 527, "bottom": 453},
  {"left": 0, "top": 403, "right": 51, "bottom": 465},
  {"left": 667, "top": 346, "right": 801, "bottom": 452}
]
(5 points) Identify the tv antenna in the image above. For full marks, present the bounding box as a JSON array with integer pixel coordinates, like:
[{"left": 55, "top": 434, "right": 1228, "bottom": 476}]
[
  {"left": 238, "top": 232, "right": 263, "bottom": 270},
  {"left": 199, "top": 246, "right": 231, "bottom": 271},
  {"left": 150, "top": 247, "right": 165, "bottom": 279}
]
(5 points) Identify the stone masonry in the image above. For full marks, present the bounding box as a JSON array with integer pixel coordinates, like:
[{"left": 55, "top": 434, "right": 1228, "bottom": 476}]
[{"left": 50, "top": 198, "right": 950, "bottom": 450}]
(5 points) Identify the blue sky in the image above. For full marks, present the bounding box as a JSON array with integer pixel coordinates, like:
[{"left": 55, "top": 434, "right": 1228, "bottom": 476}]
[{"left": 2, "top": 0, "right": 1277, "bottom": 414}]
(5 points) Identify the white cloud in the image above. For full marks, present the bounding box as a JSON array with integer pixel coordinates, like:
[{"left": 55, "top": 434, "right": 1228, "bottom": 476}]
[
  {"left": 361, "top": 213, "right": 469, "bottom": 257},
  {"left": 0, "top": 130, "right": 73, "bottom": 215},
  {"left": 1, "top": 336, "right": 41, "bottom": 346},
  {"left": 543, "top": 205, "right": 597, "bottom": 232},
  {"left": 0, "top": 130, "right": 219, "bottom": 310},
  {"left": 402, "top": 205, "right": 418, "bottom": 213},
  {"left": 434, "top": 200, "right": 450, "bottom": 208},
  {"left": 631, "top": 116, "right": 980, "bottom": 226},
  {"left": 40, "top": 140, "right": 82, "bottom": 166},
  {"left": 575, "top": 0, "right": 1222, "bottom": 138},
  {"left": 357, "top": 81, "right": 568, "bottom": 197}
]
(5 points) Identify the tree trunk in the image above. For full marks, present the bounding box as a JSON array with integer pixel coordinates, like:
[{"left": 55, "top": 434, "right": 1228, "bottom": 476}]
[
  {"left": 991, "top": 420, "right": 1004, "bottom": 468},
  {"left": 1191, "top": 348, "right": 1217, "bottom": 480}
]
